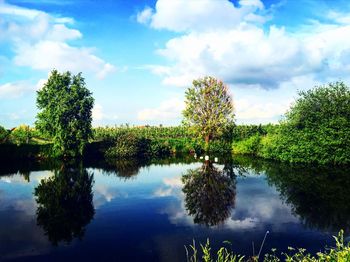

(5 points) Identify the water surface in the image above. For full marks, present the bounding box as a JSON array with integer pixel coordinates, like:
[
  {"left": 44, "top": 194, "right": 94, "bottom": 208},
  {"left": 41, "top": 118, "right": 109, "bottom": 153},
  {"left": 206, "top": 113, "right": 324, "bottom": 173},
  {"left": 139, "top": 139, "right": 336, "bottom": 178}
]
[{"left": 0, "top": 156, "right": 349, "bottom": 261}]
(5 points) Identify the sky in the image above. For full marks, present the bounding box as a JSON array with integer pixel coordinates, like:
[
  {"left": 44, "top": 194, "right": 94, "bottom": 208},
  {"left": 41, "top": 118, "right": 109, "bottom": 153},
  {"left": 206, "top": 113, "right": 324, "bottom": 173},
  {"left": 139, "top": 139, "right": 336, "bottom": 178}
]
[{"left": 1, "top": 0, "right": 350, "bottom": 128}]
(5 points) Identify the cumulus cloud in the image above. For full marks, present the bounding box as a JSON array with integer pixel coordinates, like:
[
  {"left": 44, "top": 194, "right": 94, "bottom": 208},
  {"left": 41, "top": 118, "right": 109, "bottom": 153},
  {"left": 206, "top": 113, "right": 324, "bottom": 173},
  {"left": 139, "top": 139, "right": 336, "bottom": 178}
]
[
  {"left": 0, "top": 80, "right": 38, "bottom": 98},
  {"left": 0, "top": 1, "right": 115, "bottom": 78},
  {"left": 92, "top": 103, "right": 118, "bottom": 126},
  {"left": 137, "top": 97, "right": 185, "bottom": 121},
  {"left": 138, "top": 0, "right": 350, "bottom": 90},
  {"left": 138, "top": 0, "right": 266, "bottom": 32}
]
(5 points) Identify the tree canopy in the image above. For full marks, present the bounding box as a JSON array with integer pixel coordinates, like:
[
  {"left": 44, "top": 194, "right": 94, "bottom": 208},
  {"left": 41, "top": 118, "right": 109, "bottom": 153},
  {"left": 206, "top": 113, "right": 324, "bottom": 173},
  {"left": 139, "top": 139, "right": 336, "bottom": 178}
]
[
  {"left": 254, "top": 81, "right": 350, "bottom": 164},
  {"left": 182, "top": 76, "right": 234, "bottom": 149},
  {"left": 36, "top": 70, "right": 94, "bottom": 158}
]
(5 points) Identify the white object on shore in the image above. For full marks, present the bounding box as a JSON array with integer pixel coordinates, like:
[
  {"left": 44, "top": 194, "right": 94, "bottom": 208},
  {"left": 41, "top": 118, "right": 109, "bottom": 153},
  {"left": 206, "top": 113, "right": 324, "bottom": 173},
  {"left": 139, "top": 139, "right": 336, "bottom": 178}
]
[
  {"left": 205, "top": 155, "right": 209, "bottom": 161},
  {"left": 194, "top": 153, "right": 197, "bottom": 159},
  {"left": 214, "top": 157, "right": 218, "bottom": 162},
  {"left": 200, "top": 156, "right": 203, "bottom": 159}
]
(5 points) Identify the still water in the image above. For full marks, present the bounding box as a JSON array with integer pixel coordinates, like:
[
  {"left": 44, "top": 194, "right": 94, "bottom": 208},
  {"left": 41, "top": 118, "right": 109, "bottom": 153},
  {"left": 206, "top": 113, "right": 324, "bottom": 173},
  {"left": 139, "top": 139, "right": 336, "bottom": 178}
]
[{"left": 0, "top": 155, "right": 349, "bottom": 261}]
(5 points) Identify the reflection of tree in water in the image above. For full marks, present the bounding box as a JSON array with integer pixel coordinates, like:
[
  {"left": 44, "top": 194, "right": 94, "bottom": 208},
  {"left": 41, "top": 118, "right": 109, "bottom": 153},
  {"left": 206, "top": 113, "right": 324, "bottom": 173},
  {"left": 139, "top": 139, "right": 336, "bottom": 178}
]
[
  {"left": 34, "top": 166, "right": 95, "bottom": 245},
  {"left": 265, "top": 164, "right": 350, "bottom": 232},
  {"left": 182, "top": 161, "right": 236, "bottom": 226},
  {"left": 233, "top": 155, "right": 350, "bottom": 232}
]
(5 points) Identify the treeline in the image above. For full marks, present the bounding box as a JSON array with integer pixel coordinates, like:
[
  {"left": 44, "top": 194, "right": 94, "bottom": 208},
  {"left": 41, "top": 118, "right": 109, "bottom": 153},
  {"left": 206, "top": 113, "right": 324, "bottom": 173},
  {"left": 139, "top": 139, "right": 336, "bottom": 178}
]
[{"left": 1, "top": 80, "right": 349, "bottom": 165}]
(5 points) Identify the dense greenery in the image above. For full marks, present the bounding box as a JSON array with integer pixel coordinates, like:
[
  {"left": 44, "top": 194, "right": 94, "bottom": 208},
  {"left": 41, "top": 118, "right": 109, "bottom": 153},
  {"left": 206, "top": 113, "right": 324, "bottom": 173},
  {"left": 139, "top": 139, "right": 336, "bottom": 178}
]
[
  {"left": 186, "top": 231, "right": 350, "bottom": 262},
  {"left": 36, "top": 70, "right": 94, "bottom": 158},
  {"left": 2, "top": 81, "right": 349, "bottom": 164},
  {"left": 233, "top": 82, "right": 350, "bottom": 165},
  {"left": 183, "top": 76, "right": 235, "bottom": 150}
]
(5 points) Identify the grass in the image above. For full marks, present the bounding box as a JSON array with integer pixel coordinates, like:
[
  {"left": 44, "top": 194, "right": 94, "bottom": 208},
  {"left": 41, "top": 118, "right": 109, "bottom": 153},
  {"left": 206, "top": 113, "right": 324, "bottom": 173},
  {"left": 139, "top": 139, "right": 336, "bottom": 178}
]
[{"left": 185, "top": 231, "right": 350, "bottom": 262}]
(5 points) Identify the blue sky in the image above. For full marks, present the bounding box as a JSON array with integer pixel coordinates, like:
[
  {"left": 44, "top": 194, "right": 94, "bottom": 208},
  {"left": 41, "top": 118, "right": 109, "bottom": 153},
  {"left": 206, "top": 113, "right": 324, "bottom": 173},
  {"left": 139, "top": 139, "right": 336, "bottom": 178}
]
[{"left": 1, "top": 0, "right": 350, "bottom": 128}]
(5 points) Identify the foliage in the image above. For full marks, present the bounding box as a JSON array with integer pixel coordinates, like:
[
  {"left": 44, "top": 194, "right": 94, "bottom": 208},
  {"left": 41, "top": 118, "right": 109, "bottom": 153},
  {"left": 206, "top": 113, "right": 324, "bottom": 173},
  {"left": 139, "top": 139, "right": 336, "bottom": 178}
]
[
  {"left": 183, "top": 76, "right": 235, "bottom": 149},
  {"left": 8, "top": 125, "right": 32, "bottom": 145},
  {"left": 0, "top": 125, "right": 8, "bottom": 142},
  {"left": 185, "top": 239, "right": 244, "bottom": 262},
  {"left": 104, "top": 130, "right": 152, "bottom": 158},
  {"left": 94, "top": 126, "right": 204, "bottom": 157},
  {"left": 182, "top": 161, "right": 236, "bottom": 226},
  {"left": 34, "top": 165, "right": 94, "bottom": 245},
  {"left": 275, "top": 81, "right": 350, "bottom": 164},
  {"left": 186, "top": 231, "right": 350, "bottom": 262},
  {"left": 232, "top": 134, "right": 261, "bottom": 155},
  {"left": 233, "top": 82, "right": 350, "bottom": 165},
  {"left": 36, "top": 70, "right": 94, "bottom": 158}
]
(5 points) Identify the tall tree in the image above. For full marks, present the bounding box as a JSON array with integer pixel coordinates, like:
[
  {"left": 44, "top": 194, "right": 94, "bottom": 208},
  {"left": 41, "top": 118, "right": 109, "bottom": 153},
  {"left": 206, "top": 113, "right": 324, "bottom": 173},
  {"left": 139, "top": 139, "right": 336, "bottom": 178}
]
[
  {"left": 182, "top": 76, "right": 234, "bottom": 150},
  {"left": 36, "top": 70, "right": 94, "bottom": 158}
]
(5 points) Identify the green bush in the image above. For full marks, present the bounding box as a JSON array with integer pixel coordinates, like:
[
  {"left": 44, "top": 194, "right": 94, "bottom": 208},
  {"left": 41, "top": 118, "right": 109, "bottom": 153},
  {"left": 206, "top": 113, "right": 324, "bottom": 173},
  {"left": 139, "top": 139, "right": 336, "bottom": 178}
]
[
  {"left": 0, "top": 125, "right": 8, "bottom": 142},
  {"left": 104, "top": 131, "right": 150, "bottom": 158},
  {"left": 233, "top": 82, "right": 350, "bottom": 165},
  {"left": 232, "top": 134, "right": 261, "bottom": 155},
  {"left": 9, "top": 125, "right": 32, "bottom": 145}
]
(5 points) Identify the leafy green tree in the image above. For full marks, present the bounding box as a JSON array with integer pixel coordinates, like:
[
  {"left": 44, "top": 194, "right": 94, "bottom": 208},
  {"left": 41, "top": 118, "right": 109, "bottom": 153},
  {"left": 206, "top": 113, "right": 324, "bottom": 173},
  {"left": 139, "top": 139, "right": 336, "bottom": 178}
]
[
  {"left": 36, "top": 70, "right": 94, "bottom": 158},
  {"left": 275, "top": 81, "right": 350, "bottom": 164},
  {"left": 183, "top": 76, "right": 235, "bottom": 150}
]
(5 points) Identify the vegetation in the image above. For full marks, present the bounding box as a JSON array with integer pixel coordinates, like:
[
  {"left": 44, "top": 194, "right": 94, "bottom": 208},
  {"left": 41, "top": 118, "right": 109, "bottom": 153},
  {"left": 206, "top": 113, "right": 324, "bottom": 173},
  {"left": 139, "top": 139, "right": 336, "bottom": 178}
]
[
  {"left": 36, "top": 70, "right": 94, "bottom": 158},
  {"left": 1, "top": 80, "right": 349, "bottom": 165},
  {"left": 233, "top": 82, "right": 350, "bottom": 165},
  {"left": 183, "top": 76, "right": 235, "bottom": 150},
  {"left": 186, "top": 231, "right": 350, "bottom": 262}
]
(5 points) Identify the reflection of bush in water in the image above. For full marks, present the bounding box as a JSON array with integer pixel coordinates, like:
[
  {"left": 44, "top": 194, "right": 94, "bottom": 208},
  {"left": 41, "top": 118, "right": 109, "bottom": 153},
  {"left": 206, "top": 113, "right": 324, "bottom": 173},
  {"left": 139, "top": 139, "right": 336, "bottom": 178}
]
[
  {"left": 102, "top": 158, "right": 148, "bottom": 179},
  {"left": 182, "top": 161, "right": 236, "bottom": 226},
  {"left": 234, "top": 155, "right": 350, "bottom": 232},
  {"left": 34, "top": 167, "right": 94, "bottom": 245}
]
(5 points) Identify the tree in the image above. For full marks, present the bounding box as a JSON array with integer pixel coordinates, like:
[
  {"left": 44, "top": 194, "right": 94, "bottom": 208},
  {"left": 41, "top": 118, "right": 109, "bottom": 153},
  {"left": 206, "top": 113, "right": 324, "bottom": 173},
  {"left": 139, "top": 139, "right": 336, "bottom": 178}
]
[
  {"left": 182, "top": 76, "right": 234, "bottom": 150},
  {"left": 271, "top": 81, "right": 350, "bottom": 164},
  {"left": 36, "top": 70, "right": 94, "bottom": 158}
]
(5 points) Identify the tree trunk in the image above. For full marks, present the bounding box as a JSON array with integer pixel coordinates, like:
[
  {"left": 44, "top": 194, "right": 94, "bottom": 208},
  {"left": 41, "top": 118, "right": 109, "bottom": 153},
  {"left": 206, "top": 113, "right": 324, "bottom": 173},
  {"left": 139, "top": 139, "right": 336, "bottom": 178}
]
[{"left": 205, "top": 135, "right": 210, "bottom": 152}]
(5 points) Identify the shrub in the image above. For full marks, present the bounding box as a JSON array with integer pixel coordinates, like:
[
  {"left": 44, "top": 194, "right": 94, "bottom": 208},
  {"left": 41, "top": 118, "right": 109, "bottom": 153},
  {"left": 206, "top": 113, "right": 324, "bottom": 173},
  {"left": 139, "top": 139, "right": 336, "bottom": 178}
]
[
  {"left": 232, "top": 134, "right": 261, "bottom": 155},
  {"left": 0, "top": 125, "right": 8, "bottom": 142},
  {"left": 104, "top": 131, "right": 150, "bottom": 158}
]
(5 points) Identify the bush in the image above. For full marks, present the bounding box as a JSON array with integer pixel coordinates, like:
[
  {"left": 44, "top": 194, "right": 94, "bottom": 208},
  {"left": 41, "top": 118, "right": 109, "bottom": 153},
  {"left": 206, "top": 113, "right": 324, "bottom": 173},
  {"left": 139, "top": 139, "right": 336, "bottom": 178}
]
[
  {"left": 232, "top": 134, "right": 261, "bottom": 155},
  {"left": 9, "top": 125, "right": 32, "bottom": 145},
  {"left": 104, "top": 131, "right": 150, "bottom": 158},
  {"left": 0, "top": 125, "right": 8, "bottom": 142},
  {"left": 275, "top": 82, "right": 350, "bottom": 164}
]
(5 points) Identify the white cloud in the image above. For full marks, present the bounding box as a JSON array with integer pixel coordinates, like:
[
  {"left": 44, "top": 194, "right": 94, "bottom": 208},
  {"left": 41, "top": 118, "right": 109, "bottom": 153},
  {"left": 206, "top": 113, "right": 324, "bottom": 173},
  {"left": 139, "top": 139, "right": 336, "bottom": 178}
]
[
  {"left": 0, "top": 81, "right": 36, "bottom": 98},
  {"left": 0, "top": 1, "right": 115, "bottom": 78},
  {"left": 140, "top": 0, "right": 350, "bottom": 93},
  {"left": 138, "top": 0, "right": 266, "bottom": 32},
  {"left": 136, "top": 6, "right": 153, "bottom": 24},
  {"left": 137, "top": 97, "right": 185, "bottom": 121},
  {"left": 92, "top": 103, "right": 118, "bottom": 126}
]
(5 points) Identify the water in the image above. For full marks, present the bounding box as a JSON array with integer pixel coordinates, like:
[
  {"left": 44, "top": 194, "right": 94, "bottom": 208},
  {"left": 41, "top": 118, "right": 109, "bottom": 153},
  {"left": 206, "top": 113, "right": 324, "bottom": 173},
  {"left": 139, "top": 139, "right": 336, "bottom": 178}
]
[{"left": 0, "top": 155, "right": 349, "bottom": 261}]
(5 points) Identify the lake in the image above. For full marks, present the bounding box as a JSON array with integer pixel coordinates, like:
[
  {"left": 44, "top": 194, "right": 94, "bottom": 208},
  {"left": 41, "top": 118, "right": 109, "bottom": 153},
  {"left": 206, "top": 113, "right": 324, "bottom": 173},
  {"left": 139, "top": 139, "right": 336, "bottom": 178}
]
[{"left": 0, "top": 155, "right": 349, "bottom": 261}]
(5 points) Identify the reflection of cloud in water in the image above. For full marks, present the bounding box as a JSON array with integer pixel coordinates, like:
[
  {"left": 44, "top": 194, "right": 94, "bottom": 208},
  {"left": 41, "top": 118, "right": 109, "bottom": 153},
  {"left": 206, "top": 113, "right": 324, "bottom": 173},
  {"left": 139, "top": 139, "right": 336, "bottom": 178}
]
[
  {"left": 153, "top": 177, "right": 182, "bottom": 197},
  {"left": 93, "top": 184, "right": 120, "bottom": 208},
  {"left": 0, "top": 171, "right": 53, "bottom": 184},
  {"left": 224, "top": 217, "right": 259, "bottom": 230},
  {"left": 156, "top": 173, "right": 298, "bottom": 231}
]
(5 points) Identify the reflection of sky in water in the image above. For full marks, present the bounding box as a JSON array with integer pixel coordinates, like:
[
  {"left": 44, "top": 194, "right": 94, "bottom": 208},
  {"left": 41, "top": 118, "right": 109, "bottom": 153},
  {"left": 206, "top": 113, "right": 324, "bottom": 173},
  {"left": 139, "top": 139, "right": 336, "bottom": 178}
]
[{"left": 0, "top": 163, "right": 336, "bottom": 261}]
